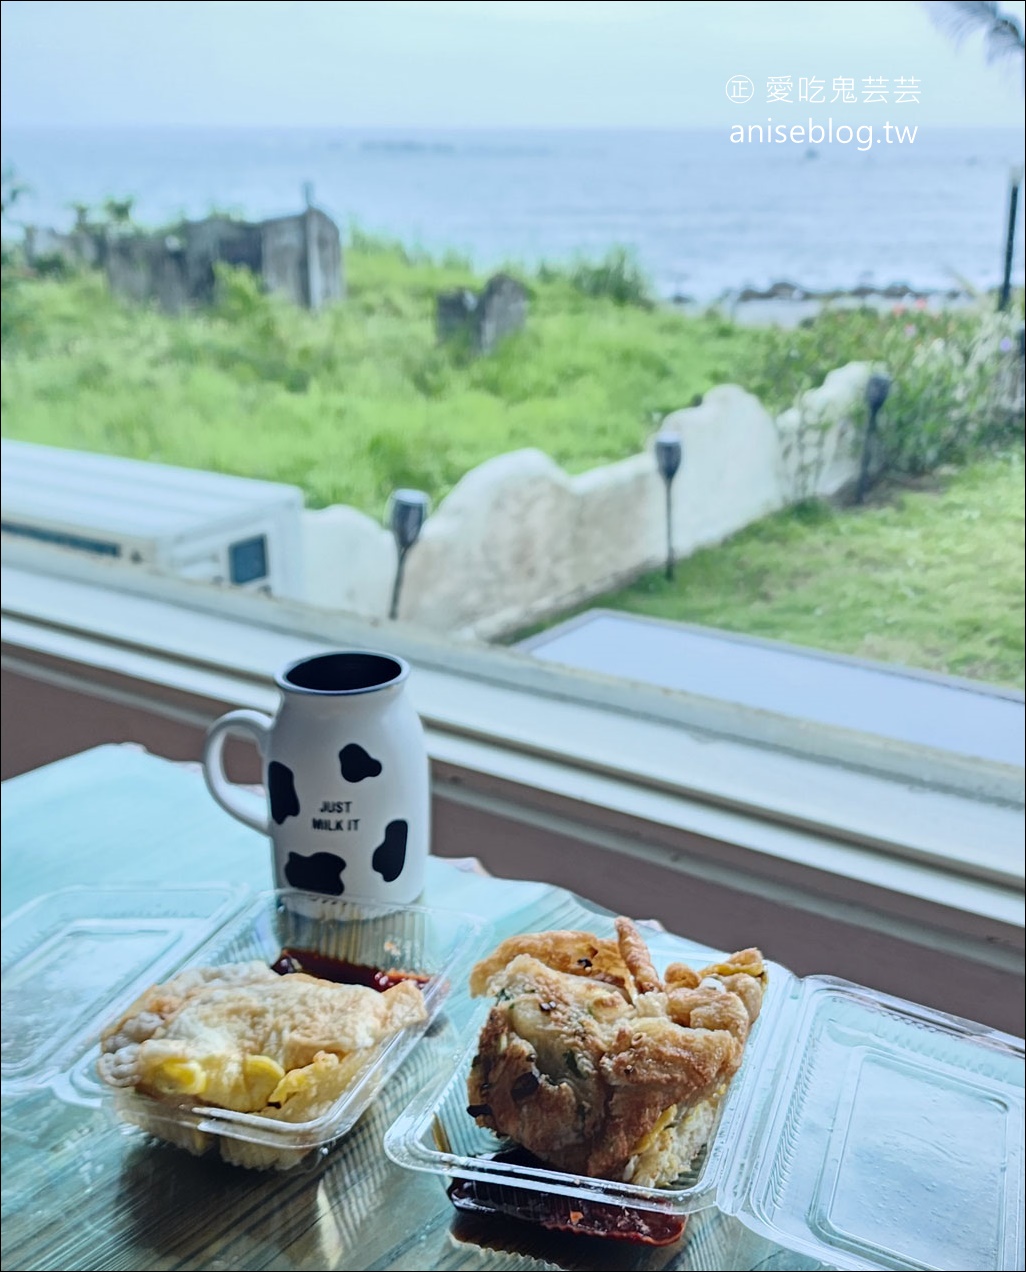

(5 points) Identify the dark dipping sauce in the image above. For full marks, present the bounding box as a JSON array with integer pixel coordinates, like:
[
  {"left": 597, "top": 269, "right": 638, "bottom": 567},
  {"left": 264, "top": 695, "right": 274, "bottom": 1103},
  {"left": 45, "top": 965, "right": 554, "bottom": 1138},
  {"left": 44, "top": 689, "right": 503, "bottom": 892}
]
[
  {"left": 271, "top": 947, "right": 430, "bottom": 993},
  {"left": 447, "top": 1148, "right": 687, "bottom": 1247}
]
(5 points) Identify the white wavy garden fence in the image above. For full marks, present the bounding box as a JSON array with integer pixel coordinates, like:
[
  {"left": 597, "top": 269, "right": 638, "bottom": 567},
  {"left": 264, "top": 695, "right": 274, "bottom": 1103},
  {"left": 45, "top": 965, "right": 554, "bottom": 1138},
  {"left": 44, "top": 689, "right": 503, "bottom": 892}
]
[{"left": 300, "top": 363, "right": 872, "bottom": 637}]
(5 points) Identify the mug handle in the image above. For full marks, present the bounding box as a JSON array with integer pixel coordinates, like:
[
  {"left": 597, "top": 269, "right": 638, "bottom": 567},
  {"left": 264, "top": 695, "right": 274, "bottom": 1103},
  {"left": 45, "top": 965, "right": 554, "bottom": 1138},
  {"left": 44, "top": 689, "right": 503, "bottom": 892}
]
[{"left": 202, "top": 709, "right": 273, "bottom": 834}]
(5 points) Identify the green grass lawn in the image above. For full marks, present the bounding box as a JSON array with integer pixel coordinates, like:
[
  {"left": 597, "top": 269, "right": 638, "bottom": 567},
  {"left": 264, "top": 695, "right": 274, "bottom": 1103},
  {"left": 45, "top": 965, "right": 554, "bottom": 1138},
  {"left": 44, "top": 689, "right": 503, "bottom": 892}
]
[{"left": 526, "top": 448, "right": 1025, "bottom": 689}]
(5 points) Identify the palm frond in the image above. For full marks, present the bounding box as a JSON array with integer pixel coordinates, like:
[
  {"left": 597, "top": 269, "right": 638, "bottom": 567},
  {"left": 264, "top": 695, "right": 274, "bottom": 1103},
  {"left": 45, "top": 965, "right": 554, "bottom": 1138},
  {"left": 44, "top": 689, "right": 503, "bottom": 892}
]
[
  {"left": 923, "top": 1, "right": 1025, "bottom": 55},
  {"left": 924, "top": 1, "right": 1001, "bottom": 40},
  {"left": 985, "top": 13, "right": 1026, "bottom": 61}
]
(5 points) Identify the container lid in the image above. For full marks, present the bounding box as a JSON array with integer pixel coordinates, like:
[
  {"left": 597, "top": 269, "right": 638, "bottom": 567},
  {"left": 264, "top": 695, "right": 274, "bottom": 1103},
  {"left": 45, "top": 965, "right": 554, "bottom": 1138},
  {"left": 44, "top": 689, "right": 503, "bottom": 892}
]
[
  {"left": 2, "top": 884, "right": 490, "bottom": 1166},
  {"left": 721, "top": 976, "right": 1025, "bottom": 1272},
  {"left": 1, "top": 884, "right": 248, "bottom": 1094},
  {"left": 383, "top": 922, "right": 801, "bottom": 1216},
  {"left": 383, "top": 905, "right": 1024, "bottom": 1272}
]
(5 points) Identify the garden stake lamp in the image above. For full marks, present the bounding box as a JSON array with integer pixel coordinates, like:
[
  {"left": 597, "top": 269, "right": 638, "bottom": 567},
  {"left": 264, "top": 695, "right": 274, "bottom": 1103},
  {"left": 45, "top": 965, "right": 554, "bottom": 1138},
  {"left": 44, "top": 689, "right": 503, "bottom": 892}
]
[
  {"left": 999, "top": 167, "right": 1023, "bottom": 313},
  {"left": 654, "top": 432, "right": 683, "bottom": 580},
  {"left": 388, "top": 489, "right": 429, "bottom": 620},
  {"left": 856, "top": 374, "right": 891, "bottom": 505}
]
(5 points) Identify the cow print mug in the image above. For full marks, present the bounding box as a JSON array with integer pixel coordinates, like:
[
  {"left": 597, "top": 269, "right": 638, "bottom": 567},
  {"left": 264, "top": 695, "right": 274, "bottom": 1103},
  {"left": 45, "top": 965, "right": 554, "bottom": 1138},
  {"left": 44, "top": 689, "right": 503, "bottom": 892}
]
[{"left": 202, "top": 650, "right": 429, "bottom": 906}]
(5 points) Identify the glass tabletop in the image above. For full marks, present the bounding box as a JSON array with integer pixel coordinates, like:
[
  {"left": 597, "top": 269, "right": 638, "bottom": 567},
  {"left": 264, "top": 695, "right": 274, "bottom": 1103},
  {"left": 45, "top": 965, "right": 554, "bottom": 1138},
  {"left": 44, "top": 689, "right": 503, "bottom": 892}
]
[{"left": 0, "top": 746, "right": 848, "bottom": 1270}]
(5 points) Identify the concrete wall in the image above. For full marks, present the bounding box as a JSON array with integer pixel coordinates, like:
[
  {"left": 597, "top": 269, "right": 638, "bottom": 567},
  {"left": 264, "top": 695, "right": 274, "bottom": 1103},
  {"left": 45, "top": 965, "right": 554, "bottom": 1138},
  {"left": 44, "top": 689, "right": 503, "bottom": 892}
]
[
  {"left": 96, "top": 210, "right": 343, "bottom": 313},
  {"left": 301, "top": 503, "right": 396, "bottom": 616},
  {"left": 301, "top": 362, "right": 872, "bottom": 636},
  {"left": 24, "top": 225, "right": 102, "bottom": 268},
  {"left": 261, "top": 208, "right": 344, "bottom": 309},
  {"left": 105, "top": 219, "right": 265, "bottom": 314}
]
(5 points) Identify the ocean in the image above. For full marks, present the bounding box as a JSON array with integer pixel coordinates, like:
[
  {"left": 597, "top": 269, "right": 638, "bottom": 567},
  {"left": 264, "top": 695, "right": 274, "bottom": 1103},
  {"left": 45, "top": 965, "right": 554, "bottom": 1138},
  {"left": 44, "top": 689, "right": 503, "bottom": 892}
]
[{"left": 1, "top": 125, "right": 1023, "bottom": 302}]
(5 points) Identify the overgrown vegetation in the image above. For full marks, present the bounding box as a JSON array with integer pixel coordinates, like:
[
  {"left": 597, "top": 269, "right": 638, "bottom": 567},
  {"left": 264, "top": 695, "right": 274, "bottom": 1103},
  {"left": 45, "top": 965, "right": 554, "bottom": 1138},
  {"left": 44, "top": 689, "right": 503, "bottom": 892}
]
[
  {"left": 0, "top": 241, "right": 758, "bottom": 509},
  {"left": 542, "top": 246, "right": 653, "bottom": 308},
  {"left": 736, "top": 305, "right": 1023, "bottom": 475},
  {"left": 3, "top": 232, "right": 1020, "bottom": 514}
]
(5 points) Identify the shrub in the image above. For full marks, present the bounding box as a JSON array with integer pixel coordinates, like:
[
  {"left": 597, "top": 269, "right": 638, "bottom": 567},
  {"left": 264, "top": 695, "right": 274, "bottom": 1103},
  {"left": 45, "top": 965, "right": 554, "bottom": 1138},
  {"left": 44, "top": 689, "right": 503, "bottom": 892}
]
[
  {"left": 540, "top": 247, "right": 652, "bottom": 307},
  {"left": 200, "top": 264, "right": 316, "bottom": 392},
  {"left": 737, "top": 303, "right": 1025, "bottom": 478},
  {"left": 876, "top": 311, "right": 1023, "bottom": 473}
]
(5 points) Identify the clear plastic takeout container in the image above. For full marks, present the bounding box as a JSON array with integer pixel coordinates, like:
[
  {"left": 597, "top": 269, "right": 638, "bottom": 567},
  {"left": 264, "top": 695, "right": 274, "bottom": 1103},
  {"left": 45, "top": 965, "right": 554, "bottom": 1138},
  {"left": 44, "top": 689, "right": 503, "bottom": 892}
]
[
  {"left": 1, "top": 884, "right": 487, "bottom": 1170},
  {"left": 383, "top": 913, "right": 1025, "bottom": 1272}
]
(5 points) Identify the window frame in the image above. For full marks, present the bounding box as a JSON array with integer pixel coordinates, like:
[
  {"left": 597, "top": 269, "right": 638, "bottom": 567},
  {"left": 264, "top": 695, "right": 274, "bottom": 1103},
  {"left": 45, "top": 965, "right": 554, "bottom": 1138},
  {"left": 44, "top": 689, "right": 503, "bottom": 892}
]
[{"left": 3, "top": 536, "right": 1023, "bottom": 908}]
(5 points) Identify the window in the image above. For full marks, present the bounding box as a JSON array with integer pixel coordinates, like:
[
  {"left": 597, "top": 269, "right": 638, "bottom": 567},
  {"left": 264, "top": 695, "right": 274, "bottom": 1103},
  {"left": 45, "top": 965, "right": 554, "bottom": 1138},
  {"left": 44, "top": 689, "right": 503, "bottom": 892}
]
[
  {"left": 228, "top": 535, "right": 269, "bottom": 586},
  {"left": 1, "top": 3, "right": 1023, "bottom": 933}
]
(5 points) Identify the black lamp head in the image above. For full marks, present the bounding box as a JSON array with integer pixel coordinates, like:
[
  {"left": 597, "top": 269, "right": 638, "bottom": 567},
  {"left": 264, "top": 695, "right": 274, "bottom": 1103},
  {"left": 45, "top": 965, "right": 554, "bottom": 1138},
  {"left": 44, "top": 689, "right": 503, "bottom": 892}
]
[
  {"left": 865, "top": 374, "right": 891, "bottom": 413},
  {"left": 654, "top": 432, "right": 683, "bottom": 482},
  {"left": 388, "top": 489, "right": 430, "bottom": 552}
]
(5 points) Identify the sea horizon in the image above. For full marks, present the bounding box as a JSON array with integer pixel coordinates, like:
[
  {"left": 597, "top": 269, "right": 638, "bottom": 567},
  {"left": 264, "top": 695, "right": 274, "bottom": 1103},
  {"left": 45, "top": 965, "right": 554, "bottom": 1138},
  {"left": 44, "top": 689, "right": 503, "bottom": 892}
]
[{"left": 3, "top": 123, "right": 1023, "bottom": 301}]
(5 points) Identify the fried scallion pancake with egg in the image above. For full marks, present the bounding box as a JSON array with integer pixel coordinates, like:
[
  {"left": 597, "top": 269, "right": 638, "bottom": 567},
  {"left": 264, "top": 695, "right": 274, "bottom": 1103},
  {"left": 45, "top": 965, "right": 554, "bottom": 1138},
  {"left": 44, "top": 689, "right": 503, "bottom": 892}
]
[{"left": 467, "top": 918, "right": 766, "bottom": 1185}]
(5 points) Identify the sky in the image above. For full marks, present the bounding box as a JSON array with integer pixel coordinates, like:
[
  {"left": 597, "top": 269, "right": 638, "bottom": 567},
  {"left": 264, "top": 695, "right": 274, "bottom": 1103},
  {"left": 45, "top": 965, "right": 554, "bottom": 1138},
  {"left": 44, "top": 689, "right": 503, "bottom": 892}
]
[{"left": 1, "top": 0, "right": 1024, "bottom": 129}]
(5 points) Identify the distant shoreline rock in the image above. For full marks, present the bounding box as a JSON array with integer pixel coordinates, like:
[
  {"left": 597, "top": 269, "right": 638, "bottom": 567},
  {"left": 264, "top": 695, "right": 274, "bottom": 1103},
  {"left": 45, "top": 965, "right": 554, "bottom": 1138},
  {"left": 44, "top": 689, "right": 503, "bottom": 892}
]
[
  {"left": 671, "top": 279, "right": 971, "bottom": 307},
  {"left": 666, "top": 278, "right": 988, "bottom": 327}
]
